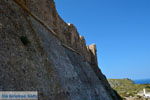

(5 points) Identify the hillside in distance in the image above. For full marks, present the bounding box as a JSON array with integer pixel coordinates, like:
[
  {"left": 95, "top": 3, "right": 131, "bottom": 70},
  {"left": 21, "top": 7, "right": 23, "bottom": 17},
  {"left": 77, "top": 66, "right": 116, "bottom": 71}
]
[{"left": 108, "top": 79, "right": 150, "bottom": 100}]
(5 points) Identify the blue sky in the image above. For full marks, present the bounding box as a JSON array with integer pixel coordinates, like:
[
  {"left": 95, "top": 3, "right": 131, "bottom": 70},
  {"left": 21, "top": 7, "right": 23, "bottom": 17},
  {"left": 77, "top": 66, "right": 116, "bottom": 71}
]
[{"left": 54, "top": 0, "right": 150, "bottom": 80}]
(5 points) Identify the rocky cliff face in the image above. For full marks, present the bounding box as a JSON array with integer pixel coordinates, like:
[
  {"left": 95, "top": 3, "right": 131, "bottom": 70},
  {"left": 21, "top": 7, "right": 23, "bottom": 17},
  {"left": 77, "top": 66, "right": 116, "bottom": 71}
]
[{"left": 0, "top": 0, "right": 122, "bottom": 100}]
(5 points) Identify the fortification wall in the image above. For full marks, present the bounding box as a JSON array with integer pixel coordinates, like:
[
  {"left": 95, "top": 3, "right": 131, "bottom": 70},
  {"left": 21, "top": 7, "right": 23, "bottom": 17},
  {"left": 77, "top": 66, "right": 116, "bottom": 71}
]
[{"left": 14, "top": 0, "right": 98, "bottom": 65}]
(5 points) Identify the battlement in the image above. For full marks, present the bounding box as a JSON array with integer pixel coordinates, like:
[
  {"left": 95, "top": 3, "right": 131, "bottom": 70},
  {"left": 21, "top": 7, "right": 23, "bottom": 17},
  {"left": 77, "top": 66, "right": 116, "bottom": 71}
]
[{"left": 13, "top": 0, "right": 98, "bottom": 65}]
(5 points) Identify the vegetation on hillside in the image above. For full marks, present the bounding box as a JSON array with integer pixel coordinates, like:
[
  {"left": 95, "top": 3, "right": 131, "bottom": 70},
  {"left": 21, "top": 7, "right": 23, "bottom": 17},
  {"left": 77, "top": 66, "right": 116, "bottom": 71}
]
[{"left": 108, "top": 79, "right": 150, "bottom": 99}]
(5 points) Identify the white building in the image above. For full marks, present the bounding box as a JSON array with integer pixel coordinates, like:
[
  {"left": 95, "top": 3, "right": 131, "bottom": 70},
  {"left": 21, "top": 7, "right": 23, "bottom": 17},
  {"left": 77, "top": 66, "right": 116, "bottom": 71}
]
[{"left": 143, "top": 88, "right": 150, "bottom": 98}]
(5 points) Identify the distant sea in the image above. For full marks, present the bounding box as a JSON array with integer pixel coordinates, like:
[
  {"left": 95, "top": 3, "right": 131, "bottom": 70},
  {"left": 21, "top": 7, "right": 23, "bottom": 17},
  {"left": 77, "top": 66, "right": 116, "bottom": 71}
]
[{"left": 134, "top": 79, "right": 150, "bottom": 84}]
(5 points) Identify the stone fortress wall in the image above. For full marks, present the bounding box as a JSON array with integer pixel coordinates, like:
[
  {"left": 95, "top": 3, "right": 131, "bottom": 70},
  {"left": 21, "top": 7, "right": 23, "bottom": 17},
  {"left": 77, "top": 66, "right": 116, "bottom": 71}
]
[{"left": 14, "top": 0, "right": 97, "bottom": 66}]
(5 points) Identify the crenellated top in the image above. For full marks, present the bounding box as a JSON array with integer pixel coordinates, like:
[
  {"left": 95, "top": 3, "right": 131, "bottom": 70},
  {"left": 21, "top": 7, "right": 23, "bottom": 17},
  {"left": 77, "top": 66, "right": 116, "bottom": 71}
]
[
  {"left": 14, "top": 0, "right": 98, "bottom": 65},
  {"left": 87, "top": 44, "right": 97, "bottom": 56}
]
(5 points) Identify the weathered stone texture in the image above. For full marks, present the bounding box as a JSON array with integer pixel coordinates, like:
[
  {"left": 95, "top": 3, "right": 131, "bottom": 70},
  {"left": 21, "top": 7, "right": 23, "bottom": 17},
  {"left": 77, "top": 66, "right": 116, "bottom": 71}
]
[{"left": 0, "top": 0, "right": 122, "bottom": 100}]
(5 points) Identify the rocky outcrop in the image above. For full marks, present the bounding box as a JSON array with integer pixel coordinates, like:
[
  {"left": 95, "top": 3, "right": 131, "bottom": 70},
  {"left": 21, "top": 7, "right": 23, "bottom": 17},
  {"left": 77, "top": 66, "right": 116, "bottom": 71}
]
[{"left": 0, "top": 0, "right": 122, "bottom": 100}]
